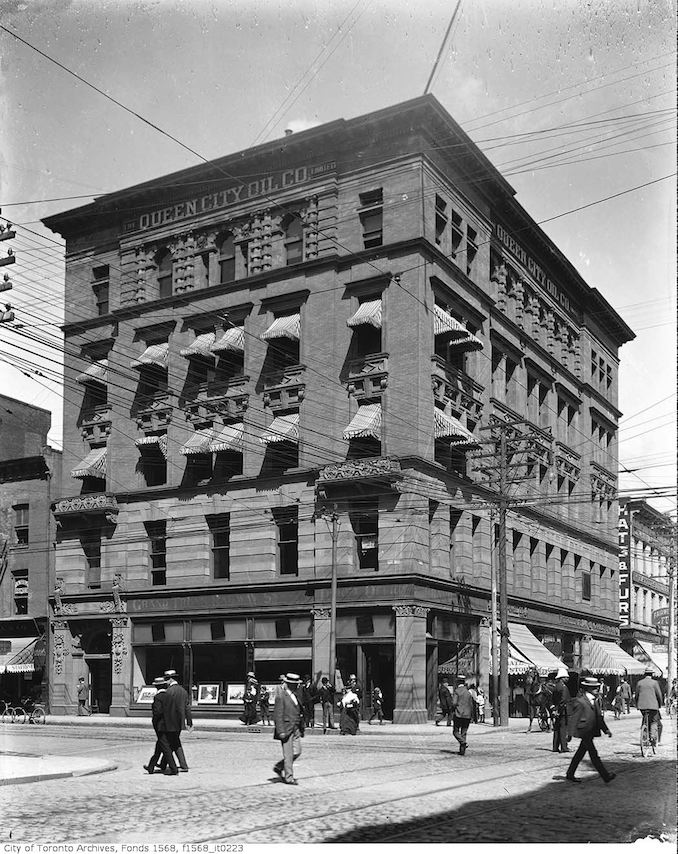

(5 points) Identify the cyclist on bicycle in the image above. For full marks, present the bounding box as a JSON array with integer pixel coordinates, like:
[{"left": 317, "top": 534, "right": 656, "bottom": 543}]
[{"left": 635, "top": 667, "right": 663, "bottom": 746}]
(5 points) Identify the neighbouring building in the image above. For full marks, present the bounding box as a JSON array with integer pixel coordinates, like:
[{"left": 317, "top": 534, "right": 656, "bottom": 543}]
[
  {"left": 43, "top": 95, "right": 634, "bottom": 721},
  {"left": 0, "top": 395, "right": 61, "bottom": 705}
]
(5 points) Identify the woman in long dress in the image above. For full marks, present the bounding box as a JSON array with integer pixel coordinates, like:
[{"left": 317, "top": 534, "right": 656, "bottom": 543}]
[{"left": 339, "top": 687, "right": 360, "bottom": 735}]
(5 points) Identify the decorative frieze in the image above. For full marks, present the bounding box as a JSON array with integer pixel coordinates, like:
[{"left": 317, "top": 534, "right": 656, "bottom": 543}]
[
  {"left": 311, "top": 608, "right": 331, "bottom": 620},
  {"left": 347, "top": 353, "right": 388, "bottom": 398},
  {"left": 318, "top": 456, "right": 402, "bottom": 483},
  {"left": 110, "top": 617, "right": 129, "bottom": 676},
  {"left": 52, "top": 493, "right": 119, "bottom": 524},
  {"left": 392, "top": 605, "right": 429, "bottom": 618},
  {"left": 555, "top": 441, "right": 581, "bottom": 480},
  {"left": 431, "top": 358, "right": 484, "bottom": 422},
  {"left": 590, "top": 461, "right": 616, "bottom": 499},
  {"left": 261, "top": 364, "right": 306, "bottom": 411}
]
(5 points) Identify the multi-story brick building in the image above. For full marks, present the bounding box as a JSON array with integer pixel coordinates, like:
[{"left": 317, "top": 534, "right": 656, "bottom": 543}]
[
  {"left": 0, "top": 395, "right": 61, "bottom": 705},
  {"left": 43, "top": 95, "right": 634, "bottom": 720}
]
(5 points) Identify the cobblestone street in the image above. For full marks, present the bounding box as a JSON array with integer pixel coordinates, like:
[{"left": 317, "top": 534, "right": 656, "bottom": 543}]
[{"left": 0, "top": 711, "right": 675, "bottom": 845}]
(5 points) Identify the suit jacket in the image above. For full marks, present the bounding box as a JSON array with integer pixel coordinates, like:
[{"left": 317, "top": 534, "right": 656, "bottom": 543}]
[
  {"left": 151, "top": 689, "right": 166, "bottom": 732},
  {"left": 551, "top": 680, "right": 571, "bottom": 713},
  {"left": 273, "top": 687, "right": 304, "bottom": 741},
  {"left": 567, "top": 694, "right": 609, "bottom": 740},
  {"left": 635, "top": 677, "right": 663, "bottom": 711},
  {"left": 159, "top": 681, "right": 192, "bottom": 732},
  {"left": 438, "top": 684, "right": 453, "bottom": 711},
  {"left": 451, "top": 684, "right": 475, "bottom": 719}
]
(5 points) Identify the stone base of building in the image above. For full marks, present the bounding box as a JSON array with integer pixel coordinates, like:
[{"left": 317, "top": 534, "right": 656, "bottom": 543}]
[{"left": 392, "top": 706, "right": 428, "bottom": 725}]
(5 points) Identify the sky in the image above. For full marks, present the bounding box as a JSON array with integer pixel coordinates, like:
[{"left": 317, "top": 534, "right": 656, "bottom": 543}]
[{"left": 0, "top": 0, "right": 675, "bottom": 516}]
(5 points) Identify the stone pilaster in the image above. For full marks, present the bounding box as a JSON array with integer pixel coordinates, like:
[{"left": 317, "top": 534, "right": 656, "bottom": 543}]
[
  {"left": 49, "top": 619, "right": 74, "bottom": 715},
  {"left": 311, "top": 608, "right": 331, "bottom": 681},
  {"left": 392, "top": 604, "right": 429, "bottom": 724},
  {"left": 109, "top": 616, "right": 131, "bottom": 716},
  {"left": 580, "top": 634, "right": 593, "bottom": 671},
  {"left": 478, "top": 616, "right": 491, "bottom": 699}
]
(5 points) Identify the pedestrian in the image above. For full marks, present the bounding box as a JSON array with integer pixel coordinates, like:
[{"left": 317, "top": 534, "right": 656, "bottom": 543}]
[
  {"left": 550, "top": 667, "right": 571, "bottom": 753},
  {"left": 476, "top": 687, "right": 486, "bottom": 723},
  {"left": 318, "top": 676, "right": 336, "bottom": 732},
  {"left": 436, "top": 679, "right": 453, "bottom": 727},
  {"left": 272, "top": 672, "right": 304, "bottom": 785},
  {"left": 159, "top": 669, "right": 193, "bottom": 774},
  {"left": 243, "top": 672, "right": 259, "bottom": 725},
  {"left": 619, "top": 677, "right": 632, "bottom": 714},
  {"left": 634, "top": 667, "right": 664, "bottom": 746},
  {"left": 348, "top": 674, "right": 362, "bottom": 730},
  {"left": 612, "top": 685, "right": 624, "bottom": 720},
  {"left": 451, "top": 675, "right": 474, "bottom": 756},
  {"left": 668, "top": 678, "right": 677, "bottom": 717},
  {"left": 565, "top": 676, "right": 615, "bottom": 784},
  {"left": 468, "top": 683, "right": 479, "bottom": 723},
  {"left": 339, "top": 686, "right": 360, "bottom": 735},
  {"left": 368, "top": 686, "right": 384, "bottom": 725},
  {"left": 76, "top": 676, "right": 91, "bottom": 716},
  {"left": 144, "top": 676, "right": 172, "bottom": 774},
  {"left": 259, "top": 684, "right": 272, "bottom": 725},
  {"left": 300, "top": 674, "right": 316, "bottom": 727}
]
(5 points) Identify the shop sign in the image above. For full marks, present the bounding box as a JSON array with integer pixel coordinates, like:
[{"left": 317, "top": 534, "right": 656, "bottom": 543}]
[
  {"left": 652, "top": 608, "right": 670, "bottom": 629},
  {"left": 124, "top": 161, "right": 336, "bottom": 233},
  {"left": 618, "top": 504, "right": 631, "bottom": 626}
]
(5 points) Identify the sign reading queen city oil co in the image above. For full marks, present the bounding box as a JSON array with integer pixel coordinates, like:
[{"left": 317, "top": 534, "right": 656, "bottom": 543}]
[{"left": 123, "top": 161, "right": 336, "bottom": 234}]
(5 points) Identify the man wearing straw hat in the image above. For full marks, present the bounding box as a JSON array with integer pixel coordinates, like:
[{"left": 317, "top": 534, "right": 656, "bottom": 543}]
[
  {"left": 565, "top": 675, "right": 615, "bottom": 784},
  {"left": 273, "top": 672, "right": 305, "bottom": 785}
]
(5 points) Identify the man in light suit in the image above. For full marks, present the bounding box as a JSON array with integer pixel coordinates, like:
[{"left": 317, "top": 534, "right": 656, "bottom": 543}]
[
  {"left": 565, "top": 675, "right": 615, "bottom": 784},
  {"left": 158, "top": 669, "right": 193, "bottom": 774},
  {"left": 451, "top": 675, "right": 475, "bottom": 755},
  {"left": 635, "top": 667, "right": 663, "bottom": 746},
  {"left": 273, "top": 672, "right": 304, "bottom": 785}
]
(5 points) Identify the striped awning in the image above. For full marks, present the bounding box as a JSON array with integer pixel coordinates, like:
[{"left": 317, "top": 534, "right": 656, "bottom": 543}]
[
  {"left": 210, "top": 422, "right": 245, "bottom": 453},
  {"left": 448, "top": 331, "right": 483, "bottom": 350},
  {"left": 261, "top": 314, "right": 300, "bottom": 341},
  {"left": 634, "top": 640, "right": 669, "bottom": 678},
  {"left": 135, "top": 434, "right": 168, "bottom": 459},
  {"left": 71, "top": 446, "right": 107, "bottom": 480},
  {"left": 260, "top": 413, "right": 299, "bottom": 445},
  {"left": 347, "top": 299, "right": 382, "bottom": 329},
  {"left": 507, "top": 623, "right": 566, "bottom": 677},
  {"left": 488, "top": 634, "right": 535, "bottom": 675},
  {"left": 343, "top": 403, "right": 382, "bottom": 440},
  {"left": 433, "top": 305, "right": 483, "bottom": 349},
  {"left": 434, "top": 409, "right": 479, "bottom": 446},
  {"left": 180, "top": 332, "right": 216, "bottom": 359},
  {"left": 179, "top": 427, "right": 214, "bottom": 456},
  {"left": 76, "top": 359, "right": 108, "bottom": 386},
  {"left": 587, "top": 639, "right": 646, "bottom": 676},
  {"left": 0, "top": 638, "right": 38, "bottom": 674},
  {"left": 211, "top": 326, "right": 245, "bottom": 354},
  {"left": 130, "top": 342, "right": 169, "bottom": 369},
  {"left": 4, "top": 637, "right": 39, "bottom": 674}
]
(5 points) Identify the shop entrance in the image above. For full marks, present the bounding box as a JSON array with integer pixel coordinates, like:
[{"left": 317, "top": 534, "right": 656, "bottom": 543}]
[
  {"left": 363, "top": 644, "right": 394, "bottom": 719},
  {"left": 87, "top": 657, "right": 112, "bottom": 713}
]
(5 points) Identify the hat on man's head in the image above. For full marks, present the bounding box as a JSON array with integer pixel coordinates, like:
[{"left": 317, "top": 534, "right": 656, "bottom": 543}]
[
  {"left": 164, "top": 669, "right": 177, "bottom": 678},
  {"left": 349, "top": 674, "right": 357, "bottom": 680},
  {"left": 283, "top": 672, "right": 301, "bottom": 684},
  {"left": 556, "top": 667, "right": 569, "bottom": 680},
  {"left": 78, "top": 676, "right": 85, "bottom": 681},
  {"left": 456, "top": 675, "right": 467, "bottom": 683},
  {"left": 644, "top": 667, "right": 656, "bottom": 675},
  {"left": 247, "top": 671, "right": 256, "bottom": 678},
  {"left": 152, "top": 677, "right": 167, "bottom": 687},
  {"left": 321, "top": 677, "right": 329, "bottom": 684},
  {"left": 581, "top": 676, "right": 600, "bottom": 689}
]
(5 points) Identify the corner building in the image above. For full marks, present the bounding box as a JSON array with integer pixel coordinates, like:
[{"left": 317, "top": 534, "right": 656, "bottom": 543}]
[{"left": 44, "top": 96, "right": 634, "bottom": 720}]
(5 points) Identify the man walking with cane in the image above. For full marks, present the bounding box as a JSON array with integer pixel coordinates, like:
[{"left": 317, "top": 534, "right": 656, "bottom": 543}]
[{"left": 273, "top": 673, "right": 304, "bottom": 785}]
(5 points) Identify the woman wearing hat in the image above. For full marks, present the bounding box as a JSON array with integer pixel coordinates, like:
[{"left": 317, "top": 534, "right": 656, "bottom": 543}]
[
  {"left": 272, "top": 673, "right": 304, "bottom": 785},
  {"left": 565, "top": 676, "right": 615, "bottom": 784}
]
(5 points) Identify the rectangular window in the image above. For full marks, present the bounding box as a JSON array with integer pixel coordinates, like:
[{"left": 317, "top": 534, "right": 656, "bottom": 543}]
[
  {"left": 92, "top": 264, "right": 110, "bottom": 316},
  {"left": 208, "top": 514, "right": 230, "bottom": 580},
  {"left": 146, "top": 521, "right": 167, "bottom": 586},
  {"left": 275, "top": 509, "right": 298, "bottom": 576},
  {"left": 582, "top": 570, "right": 591, "bottom": 601},
  {"left": 82, "top": 534, "right": 102, "bottom": 589},
  {"left": 505, "top": 357, "right": 518, "bottom": 409},
  {"left": 466, "top": 226, "right": 478, "bottom": 275},
  {"left": 435, "top": 194, "right": 448, "bottom": 246},
  {"left": 139, "top": 440, "right": 167, "bottom": 487},
  {"left": 151, "top": 623, "right": 166, "bottom": 642},
  {"left": 450, "top": 210, "right": 463, "bottom": 257},
  {"left": 354, "top": 508, "right": 378, "bottom": 571},
  {"left": 13, "top": 504, "right": 29, "bottom": 546},
  {"left": 12, "top": 569, "right": 28, "bottom": 615},
  {"left": 359, "top": 188, "right": 383, "bottom": 249},
  {"left": 449, "top": 508, "right": 463, "bottom": 569}
]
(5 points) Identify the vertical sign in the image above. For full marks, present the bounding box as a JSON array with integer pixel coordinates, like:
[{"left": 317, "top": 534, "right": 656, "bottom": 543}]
[{"left": 618, "top": 504, "right": 631, "bottom": 626}]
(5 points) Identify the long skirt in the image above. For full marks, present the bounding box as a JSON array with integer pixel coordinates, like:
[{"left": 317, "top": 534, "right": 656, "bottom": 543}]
[{"left": 340, "top": 706, "right": 358, "bottom": 735}]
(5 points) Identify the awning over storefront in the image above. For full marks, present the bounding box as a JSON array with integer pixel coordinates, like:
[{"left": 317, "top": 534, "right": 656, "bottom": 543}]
[
  {"left": 433, "top": 305, "right": 483, "bottom": 349},
  {"left": 179, "top": 427, "right": 214, "bottom": 456},
  {"left": 180, "top": 332, "right": 216, "bottom": 359},
  {"left": 0, "top": 637, "right": 38, "bottom": 674},
  {"left": 261, "top": 314, "right": 300, "bottom": 341},
  {"left": 633, "top": 640, "right": 670, "bottom": 677},
  {"left": 135, "top": 434, "right": 168, "bottom": 459},
  {"left": 507, "top": 623, "right": 565, "bottom": 676},
  {"left": 4, "top": 638, "right": 40, "bottom": 673},
  {"left": 434, "top": 408, "right": 479, "bottom": 447},
  {"left": 76, "top": 359, "right": 108, "bottom": 386},
  {"left": 343, "top": 403, "right": 382, "bottom": 440},
  {"left": 587, "top": 639, "right": 646, "bottom": 676},
  {"left": 71, "top": 446, "right": 107, "bottom": 479},
  {"left": 211, "top": 326, "right": 244, "bottom": 354},
  {"left": 210, "top": 422, "right": 245, "bottom": 453},
  {"left": 254, "top": 643, "right": 312, "bottom": 661},
  {"left": 260, "top": 413, "right": 299, "bottom": 444},
  {"left": 488, "top": 637, "right": 535, "bottom": 675},
  {"left": 130, "top": 342, "right": 169, "bottom": 369},
  {"left": 347, "top": 299, "right": 382, "bottom": 329},
  {"left": 438, "top": 643, "right": 477, "bottom": 675}
]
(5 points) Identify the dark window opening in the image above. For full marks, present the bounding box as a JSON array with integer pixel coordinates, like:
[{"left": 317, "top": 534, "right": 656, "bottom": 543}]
[
  {"left": 466, "top": 226, "right": 478, "bottom": 274},
  {"left": 146, "top": 522, "right": 167, "bottom": 587},
  {"left": 184, "top": 452, "right": 213, "bottom": 487},
  {"left": 351, "top": 507, "right": 378, "bottom": 571},
  {"left": 275, "top": 617, "right": 292, "bottom": 638},
  {"left": 359, "top": 188, "right": 383, "bottom": 249},
  {"left": 12, "top": 569, "right": 28, "bottom": 615},
  {"left": 347, "top": 436, "right": 381, "bottom": 460},
  {"left": 351, "top": 323, "right": 382, "bottom": 358},
  {"left": 357, "top": 615, "right": 374, "bottom": 635},
  {"left": 214, "top": 350, "right": 245, "bottom": 386},
  {"left": 582, "top": 570, "right": 592, "bottom": 601},
  {"left": 156, "top": 249, "right": 173, "bottom": 298},
  {"left": 138, "top": 365, "right": 168, "bottom": 401},
  {"left": 13, "top": 504, "right": 29, "bottom": 546},
  {"left": 274, "top": 509, "right": 298, "bottom": 576},
  {"left": 82, "top": 533, "right": 102, "bottom": 589},
  {"left": 208, "top": 514, "right": 230, "bottom": 580},
  {"left": 218, "top": 232, "right": 236, "bottom": 284},
  {"left": 435, "top": 194, "right": 448, "bottom": 246},
  {"left": 139, "top": 445, "right": 167, "bottom": 487},
  {"left": 151, "top": 623, "right": 166, "bottom": 642},
  {"left": 283, "top": 214, "right": 304, "bottom": 265},
  {"left": 92, "top": 265, "right": 110, "bottom": 315},
  {"left": 450, "top": 210, "right": 463, "bottom": 257}
]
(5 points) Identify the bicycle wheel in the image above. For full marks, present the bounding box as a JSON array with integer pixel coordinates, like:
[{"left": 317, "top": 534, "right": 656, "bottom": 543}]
[
  {"left": 1, "top": 709, "right": 12, "bottom": 725},
  {"left": 31, "top": 708, "right": 46, "bottom": 725},
  {"left": 13, "top": 707, "right": 26, "bottom": 724},
  {"left": 640, "top": 722, "right": 650, "bottom": 757}
]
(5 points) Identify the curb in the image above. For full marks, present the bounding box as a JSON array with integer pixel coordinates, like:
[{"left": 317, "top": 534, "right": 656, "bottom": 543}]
[{"left": 0, "top": 762, "right": 118, "bottom": 787}]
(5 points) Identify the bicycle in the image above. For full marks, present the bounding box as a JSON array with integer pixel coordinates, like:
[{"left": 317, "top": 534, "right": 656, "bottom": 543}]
[
  {"left": 25, "top": 701, "right": 46, "bottom": 725},
  {"left": 1, "top": 700, "right": 26, "bottom": 724},
  {"left": 640, "top": 710, "right": 657, "bottom": 758}
]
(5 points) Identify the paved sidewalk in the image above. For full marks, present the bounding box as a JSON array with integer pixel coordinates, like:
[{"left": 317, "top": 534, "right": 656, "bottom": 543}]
[{"left": 0, "top": 752, "right": 116, "bottom": 786}]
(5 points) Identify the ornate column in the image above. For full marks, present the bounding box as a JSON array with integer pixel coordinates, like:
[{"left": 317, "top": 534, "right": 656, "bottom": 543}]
[
  {"left": 478, "top": 616, "right": 491, "bottom": 699},
  {"left": 311, "top": 608, "right": 332, "bottom": 681},
  {"left": 580, "top": 634, "right": 593, "bottom": 672},
  {"left": 513, "top": 279, "right": 525, "bottom": 329},
  {"left": 50, "top": 618, "right": 73, "bottom": 715},
  {"left": 392, "top": 604, "right": 429, "bottom": 724},
  {"left": 109, "top": 616, "right": 131, "bottom": 716}
]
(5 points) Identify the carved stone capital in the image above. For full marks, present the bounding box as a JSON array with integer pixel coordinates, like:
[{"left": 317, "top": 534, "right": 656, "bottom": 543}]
[
  {"left": 392, "top": 605, "right": 429, "bottom": 619},
  {"left": 311, "top": 608, "right": 331, "bottom": 620}
]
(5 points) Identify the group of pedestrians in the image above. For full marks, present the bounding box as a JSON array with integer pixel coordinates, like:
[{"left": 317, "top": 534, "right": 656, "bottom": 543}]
[{"left": 143, "top": 669, "right": 192, "bottom": 776}]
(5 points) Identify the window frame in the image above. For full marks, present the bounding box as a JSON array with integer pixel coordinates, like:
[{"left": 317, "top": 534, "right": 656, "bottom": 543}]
[
  {"left": 146, "top": 521, "right": 167, "bottom": 586},
  {"left": 275, "top": 509, "right": 299, "bottom": 576},
  {"left": 13, "top": 504, "right": 29, "bottom": 547},
  {"left": 208, "top": 514, "right": 231, "bottom": 580},
  {"left": 358, "top": 188, "right": 384, "bottom": 249}
]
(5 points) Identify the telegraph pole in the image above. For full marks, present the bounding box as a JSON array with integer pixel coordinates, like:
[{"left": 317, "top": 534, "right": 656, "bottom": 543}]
[
  {"left": 497, "top": 427, "right": 510, "bottom": 726},
  {"left": 328, "top": 507, "right": 339, "bottom": 683}
]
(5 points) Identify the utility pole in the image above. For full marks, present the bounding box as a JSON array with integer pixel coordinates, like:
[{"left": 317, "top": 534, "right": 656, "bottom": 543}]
[
  {"left": 0, "top": 212, "right": 16, "bottom": 323},
  {"left": 328, "top": 507, "right": 339, "bottom": 684},
  {"left": 490, "top": 507, "right": 499, "bottom": 726}
]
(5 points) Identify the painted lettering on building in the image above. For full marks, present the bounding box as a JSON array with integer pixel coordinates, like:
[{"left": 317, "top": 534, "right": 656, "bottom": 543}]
[
  {"left": 618, "top": 504, "right": 631, "bottom": 626},
  {"left": 123, "top": 161, "right": 336, "bottom": 233},
  {"left": 494, "top": 223, "right": 571, "bottom": 313}
]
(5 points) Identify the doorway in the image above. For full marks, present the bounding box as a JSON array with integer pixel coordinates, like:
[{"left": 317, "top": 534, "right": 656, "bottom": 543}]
[
  {"left": 88, "top": 658, "right": 112, "bottom": 713},
  {"left": 363, "top": 643, "right": 395, "bottom": 719}
]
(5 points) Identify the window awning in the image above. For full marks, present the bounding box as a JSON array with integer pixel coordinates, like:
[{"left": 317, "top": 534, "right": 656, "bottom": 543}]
[
  {"left": 343, "top": 403, "right": 382, "bottom": 440},
  {"left": 135, "top": 434, "right": 168, "bottom": 459},
  {"left": 587, "top": 639, "right": 646, "bottom": 676},
  {"left": 434, "top": 408, "right": 479, "bottom": 447},
  {"left": 0, "top": 638, "right": 38, "bottom": 674},
  {"left": 76, "top": 359, "right": 108, "bottom": 386},
  {"left": 507, "top": 623, "right": 566, "bottom": 676},
  {"left": 260, "top": 413, "right": 299, "bottom": 445},
  {"left": 179, "top": 427, "right": 214, "bottom": 456},
  {"left": 210, "top": 422, "right": 245, "bottom": 453},
  {"left": 180, "top": 332, "right": 216, "bottom": 359},
  {"left": 4, "top": 637, "right": 40, "bottom": 673},
  {"left": 71, "top": 446, "right": 107, "bottom": 480},
  {"left": 489, "top": 639, "right": 535, "bottom": 675},
  {"left": 347, "top": 299, "right": 382, "bottom": 329},
  {"left": 261, "top": 314, "right": 300, "bottom": 341},
  {"left": 448, "top": 331, "right": 483, "bottom": 350},
  {"left": 211, "top": 327, "right": 244, "bottom": 354},
  {"left": 438, "top": 643, "right": 477, "bottom": 674},
  {"left": 130, "top": 342, "right": 169, "bottom": 369},
  {"left": 634, "top": 640, "right": 670, "bottom": 678},
  {"left": 254, "top": 643, "right": 312, "bottom": 661},
  {"left": 433, "top": 305, "right": 483, "bottom": 349}
]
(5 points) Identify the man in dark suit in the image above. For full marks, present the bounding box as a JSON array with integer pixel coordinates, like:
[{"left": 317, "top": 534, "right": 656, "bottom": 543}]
[
  {"left": 451, "top": 675, "right": 475, "bottom": 755},
  {"left": 158, "top": 669, "right": 193, "bottom": 774},
  {"left": 436, "top": 679, "right": 453, "bottom": 727},
  {"left": 565, "top": 675, "right": 615, "bottom": 783},
  {"left": 273, "top": 672, "right": 304, "bottom": 785},
  {"left": 550, "top": 667, "right": 571, "bottom": 753},
  {"left": 144, "top": 676, "right": 174, "bottom": 774}
]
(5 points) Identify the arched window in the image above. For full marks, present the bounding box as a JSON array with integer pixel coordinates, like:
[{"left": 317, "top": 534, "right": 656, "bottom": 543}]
[
  {"left": 218, "top": 232, "right": 235, "bottom": 284},
  {"left": 156, "top": 249, "right": 173, "bottom": 298},
  {"left": 283, "top": 214, "right": 303, "bottom": 265}
]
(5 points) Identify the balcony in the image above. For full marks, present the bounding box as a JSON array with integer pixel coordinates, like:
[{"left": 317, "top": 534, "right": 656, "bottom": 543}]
[
  {"left": 555, "top": 440, "right": 581, "bottom": 480},
  {"left": 80, "top": 404, "right": 112, "bottom": 443},
  {"left": 184, "top": 375, "right": 250, "bottom": 423},
  {"left": 431, "top": 357, "right": 484, "bottom": 421},
  {"left": 261, "top": 364, "right": 305, "bottom": 411},
  {"left": 317, "top": 457, "right": 403, "bottom": 498},
  {"left": 590, "top": 461, "right": 616, "bottom": 499},
  {"left": 133, "top": 391, "right": 172, "bottom": 430},
  {"left": 52, "top": 493, "right": 119, "bottom": 524},
  {"left": 347, "top": 352, "right": 388, "bottom": 398}
]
